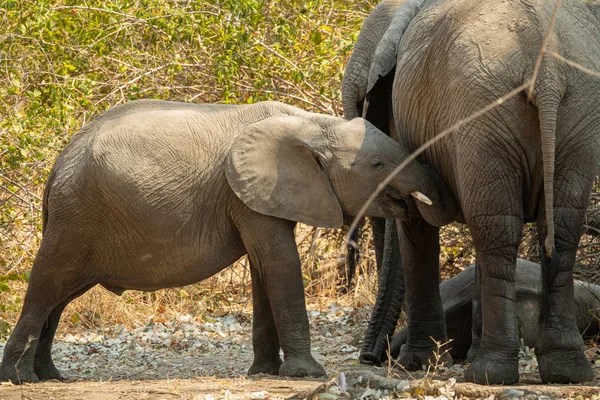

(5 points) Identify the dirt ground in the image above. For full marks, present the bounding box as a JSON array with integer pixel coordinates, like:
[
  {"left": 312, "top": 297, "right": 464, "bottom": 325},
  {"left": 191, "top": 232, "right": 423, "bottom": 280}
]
[{"left": 1, "top": 303, "right": 600, "bottom": 399}]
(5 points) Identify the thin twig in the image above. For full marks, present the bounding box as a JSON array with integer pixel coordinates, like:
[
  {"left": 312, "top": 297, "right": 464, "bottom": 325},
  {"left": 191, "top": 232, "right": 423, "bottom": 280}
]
[
  {"left": 577, "top": 252, "right": 600, "bottom": 262},
  {"left": 306, "top": 228, "right": 322, "bottom": 269},
  {"left": 237, "top": 88, "right": 330, "bottom": 113},
  {"left": 15, "top": 335, "right": 36, "bottom": 385},
  {"left": 546, "top": 51, "right": 600, "bottom": 78},
  {"left": 0, "top": 186, "right": 37, "bottom": 208},
  {"left": 0, "top": 230, "right": 37, "bottom": 260},
  {"left": 93, "top": 64, "right": 171, "bottom": 105},
  {"left": 0, "top": 174, "right": 43, "bottom": 202}
]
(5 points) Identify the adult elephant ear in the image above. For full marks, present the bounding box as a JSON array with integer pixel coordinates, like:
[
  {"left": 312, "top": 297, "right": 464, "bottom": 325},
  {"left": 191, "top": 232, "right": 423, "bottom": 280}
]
[
  {"left": 226, "top": 115, "right": 344, "bottom": 228},
  {"left": 341, "top": 0, "right": 407, "bottom": 120},
  {"left": 362, "top": 0, "right": 421, "bottom": 140},
  {"left": 366, "top": 0, "right": 421, "bottom": 96}
]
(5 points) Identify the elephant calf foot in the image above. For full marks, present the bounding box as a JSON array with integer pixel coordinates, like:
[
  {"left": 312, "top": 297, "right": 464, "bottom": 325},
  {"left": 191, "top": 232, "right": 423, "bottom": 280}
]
[
  {"left": 248, "top": 357, "right": 282, "bottom": 376},
  {"left": 279, "top": 354, "right": 326, "bottom": 377},
  {"left": 537, "top": 349, "right": 593, "bottom": 384},
  {"left": 359, "top": 351, "right": 383, "bottom": 367},
  {"left": 0, "top": 362, "right": 39, "bottom": 384},
  {"left": 34, "top": 360, "right": 63, "bottom": 381},
  {"left": 397, "top": 344, "right": 453, "bottom": 371},
  {"left": 464, "top": 354, "right": 519, "bottom": 385}
]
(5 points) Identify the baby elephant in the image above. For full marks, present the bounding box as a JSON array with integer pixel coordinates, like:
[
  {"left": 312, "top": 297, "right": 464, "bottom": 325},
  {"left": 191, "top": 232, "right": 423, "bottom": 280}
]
[
  {"left": 0, "top": 100, "right": 456, "bottom": 383},
  {"left": 389, "top": 259, "right": 600, "bottom": 363}
]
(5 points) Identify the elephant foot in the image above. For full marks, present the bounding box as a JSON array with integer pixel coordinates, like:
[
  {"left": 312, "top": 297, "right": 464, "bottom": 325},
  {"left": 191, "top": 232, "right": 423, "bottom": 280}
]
[
  {"left": 537, "top": 349, "right": 593, "bottom": 384},
  {"left": 0, "top": 362, "right": 39, "bottom": 384},
  {"left": 397, "top": 344, "right": 453, "bottom": 371},
  {"left": 279, "top": 354, "right": 326, "bottom": 377},
  {"left": 34, "top": 360, "right": 63, "bottom": 381},
  {"left": 248, "top": 357, "right": 282, "bottom": 376},
  {"left": 464, "top": 354, "right": 519, "bottom": 385}
]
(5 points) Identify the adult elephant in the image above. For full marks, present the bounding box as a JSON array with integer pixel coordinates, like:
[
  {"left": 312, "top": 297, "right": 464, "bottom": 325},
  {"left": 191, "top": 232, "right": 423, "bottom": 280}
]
[{"left": 343, "top": 0, "right": 600, "bottom": 384}]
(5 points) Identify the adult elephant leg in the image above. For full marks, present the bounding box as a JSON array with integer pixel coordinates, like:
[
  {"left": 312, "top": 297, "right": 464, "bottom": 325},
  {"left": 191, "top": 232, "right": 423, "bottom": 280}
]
[
  {"left": 237, "top": 212, "right": 325, "bottom": 377},
  {"left": 534, "top": 168, "right": 595, "bottom": 383},
  {"left": 247, "top": 260, "right": 282, "bottom": 375},
  {"left": 34, "top": 285, "right": 94, "bottom": 380},
  {"left": 462, "top": 159, "right": 523, "bottom": 384},
  {"left": 464, "top": 214, "right": 522, "bottom": 384},
  {"left": 397, "top": 216, "right": 452, "bottom": 370},
  {"left": 360, "top": 218, "right": 404, "bottom": 366},
  {"left": 466, "top": 267, "right": 482, "bottom": 362}
]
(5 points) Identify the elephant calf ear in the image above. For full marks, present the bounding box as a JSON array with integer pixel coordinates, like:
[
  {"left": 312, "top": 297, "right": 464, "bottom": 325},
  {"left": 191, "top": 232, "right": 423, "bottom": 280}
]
[{"left": 225, "top": 115, "right": 344, "bottom": 228}]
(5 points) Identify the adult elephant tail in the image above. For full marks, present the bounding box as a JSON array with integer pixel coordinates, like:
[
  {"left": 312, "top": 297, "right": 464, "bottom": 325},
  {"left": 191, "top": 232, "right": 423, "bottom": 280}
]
[
  {"left": 539, "top": 96, "right": 559, "bottom": 260},
  {"left": 534, "top": 79, "right": 562, "bottom": 324}
]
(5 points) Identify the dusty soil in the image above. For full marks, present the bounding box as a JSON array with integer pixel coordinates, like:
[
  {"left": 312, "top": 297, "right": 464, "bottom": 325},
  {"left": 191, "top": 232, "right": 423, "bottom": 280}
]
[{"left": 1, "top": 303, "right": 600, "bottom": 399}]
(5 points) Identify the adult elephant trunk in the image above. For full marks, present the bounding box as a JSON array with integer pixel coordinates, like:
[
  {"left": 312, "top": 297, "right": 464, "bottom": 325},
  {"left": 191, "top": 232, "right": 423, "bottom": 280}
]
[{"left": 360, "top": 218, "right": 403, "bottom": 365}]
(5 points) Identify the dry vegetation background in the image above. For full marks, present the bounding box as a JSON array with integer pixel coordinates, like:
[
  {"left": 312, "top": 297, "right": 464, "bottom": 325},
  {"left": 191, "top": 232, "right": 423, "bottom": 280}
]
[{"left": 1, "top": 0, "right": 600, "bottom": 341}]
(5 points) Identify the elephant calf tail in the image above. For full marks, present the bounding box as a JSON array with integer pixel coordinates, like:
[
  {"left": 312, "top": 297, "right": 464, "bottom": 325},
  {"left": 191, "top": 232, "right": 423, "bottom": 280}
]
[{"left": 41, "top": 169, "right": 58, "bottom": 236}]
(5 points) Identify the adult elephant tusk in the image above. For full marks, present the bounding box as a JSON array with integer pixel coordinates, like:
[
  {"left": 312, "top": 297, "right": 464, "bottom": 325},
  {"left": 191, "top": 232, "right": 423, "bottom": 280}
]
[{"left": 411, "top": 191, "right": 433, "bottom": 206}]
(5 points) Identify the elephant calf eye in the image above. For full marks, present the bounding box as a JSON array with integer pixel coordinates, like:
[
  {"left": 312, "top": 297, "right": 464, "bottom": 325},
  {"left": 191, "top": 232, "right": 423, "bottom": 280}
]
[{"left": 370, "top": 158, "right": 385, "bottom": 169}]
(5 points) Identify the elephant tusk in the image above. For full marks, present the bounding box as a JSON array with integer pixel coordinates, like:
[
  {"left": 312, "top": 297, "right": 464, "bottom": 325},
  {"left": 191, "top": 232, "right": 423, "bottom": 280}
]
[{"left": 410, "top": 191, "right": 433, "bottom": 206}]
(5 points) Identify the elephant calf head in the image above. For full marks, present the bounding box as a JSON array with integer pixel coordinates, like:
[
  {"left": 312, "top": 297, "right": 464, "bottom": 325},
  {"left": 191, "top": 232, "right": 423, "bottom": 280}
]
[{"left": 226, "top": 113, "right": 457, "bottom": 227}]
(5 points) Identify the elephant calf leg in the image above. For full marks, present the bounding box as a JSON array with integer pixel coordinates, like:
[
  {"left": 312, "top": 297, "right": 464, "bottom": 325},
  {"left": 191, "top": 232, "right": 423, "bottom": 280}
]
[
  {"left": 33, "top": 284, "right": 94, "bottom": 381},
  {"left": 247, "top": 263, "right": 282, "bottom": 376},
  {"left": 238, "top": 215, "right": 325, "bottom": 378},
  {"left": 535, "top": 265, "right": 591, "bottom": 384},
  {"left": 0, "top": 243, "right": 95, "bottom": 384},
  {"left": 33, "top": 304, "right": 66, "bottom": 381}
]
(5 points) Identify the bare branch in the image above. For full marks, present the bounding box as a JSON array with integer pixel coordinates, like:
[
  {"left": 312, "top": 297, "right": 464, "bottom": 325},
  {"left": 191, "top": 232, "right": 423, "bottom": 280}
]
[
  {"left": 0, "top": 174, "right": 42, "bottom": 202},
  {"left": 546, "top": 51, "right": 600, "bottom": 78}
]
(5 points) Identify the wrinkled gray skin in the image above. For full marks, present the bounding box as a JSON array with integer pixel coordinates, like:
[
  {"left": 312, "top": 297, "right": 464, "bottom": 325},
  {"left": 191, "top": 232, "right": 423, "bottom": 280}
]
[
  {"left": 388, "top": 259, "right": 600, "bottom": 362},
  {"left": 343, "top": 0, "right": 600, "bottom": 384},
  {"left": 0, "top": 100, "right": 459, "bottom": 384}
]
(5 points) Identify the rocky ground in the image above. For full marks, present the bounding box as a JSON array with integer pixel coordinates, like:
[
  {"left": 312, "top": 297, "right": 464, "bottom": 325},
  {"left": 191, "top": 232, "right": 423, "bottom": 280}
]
[{"left": 1, "top": 303, "right": 600, "bottom": 399}]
